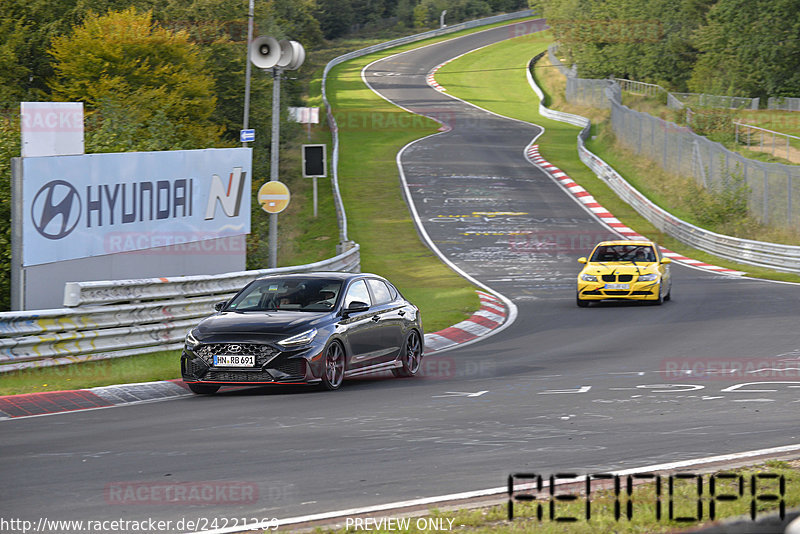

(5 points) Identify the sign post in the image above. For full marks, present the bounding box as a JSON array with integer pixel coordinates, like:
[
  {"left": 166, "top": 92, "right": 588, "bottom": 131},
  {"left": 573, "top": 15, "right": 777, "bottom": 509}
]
[
  {"left": 302, "top": 144, "right": 327, "bottom": 217},
  {"left": 249, "top": 36, "right": 305, "bottom": 268}
]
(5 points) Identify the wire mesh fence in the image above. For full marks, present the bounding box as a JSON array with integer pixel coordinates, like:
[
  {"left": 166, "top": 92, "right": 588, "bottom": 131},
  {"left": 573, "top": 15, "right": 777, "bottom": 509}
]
[
  {"left": 768, "top": 97, "right": 800, "bottom": 112},
  {"left": 610, "top": 100, "right": 800, "bottom": 228},
  {"left": 546, "top": 45, "right": 800, "bottom": 229},
  {"left": 670, "top": 93, "right": 759, "bottom": 110}
]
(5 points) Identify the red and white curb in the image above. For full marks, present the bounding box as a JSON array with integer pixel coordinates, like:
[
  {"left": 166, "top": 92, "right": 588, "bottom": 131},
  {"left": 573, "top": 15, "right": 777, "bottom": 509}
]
[
  {"left": 0, "top": 292, "right": 509, "bottom": 419},
  {"left": 426, "top": 58, "right": 456, "bottom": 93},
  {"left": 526, "top": 144, "right": 747, "bottom": 276},
  {"left": 424, "top": 291, "right": 507, "bottom": 353}
]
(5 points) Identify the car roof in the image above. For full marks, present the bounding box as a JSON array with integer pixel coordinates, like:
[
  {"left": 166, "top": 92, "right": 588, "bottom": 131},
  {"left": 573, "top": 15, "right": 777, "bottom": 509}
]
[
  {"left": 253, "top": 271, "right": 384, "bottom": 283},
  {"left": 593, "top": 240, "right": 656, "bottom": 247}
]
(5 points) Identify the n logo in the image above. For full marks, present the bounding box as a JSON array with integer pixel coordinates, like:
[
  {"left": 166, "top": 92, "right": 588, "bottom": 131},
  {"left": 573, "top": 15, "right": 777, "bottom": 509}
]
[{"left": 205, "top": 167, "right": 246, "bottom": 220}]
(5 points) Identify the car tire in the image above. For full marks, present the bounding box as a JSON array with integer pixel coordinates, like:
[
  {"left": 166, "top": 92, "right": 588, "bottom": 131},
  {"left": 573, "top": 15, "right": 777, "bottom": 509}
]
[
  {"left": 393, "top": 330, "right": 423, "bottom": 378},
  {"left": 664, "top": 285, "right": 671, "bottom": 301},
  {"left": 187, "top": 383, "right": 220, "bottom": 395},
  {"left": 321, "top": 341, "right": 345, "bottom": 391},
  {"left": 576, "top": 294, "right": 589, "bottom": 308},
  {"left": 653, "top": 285, "right": 664, "bottom": 305}
]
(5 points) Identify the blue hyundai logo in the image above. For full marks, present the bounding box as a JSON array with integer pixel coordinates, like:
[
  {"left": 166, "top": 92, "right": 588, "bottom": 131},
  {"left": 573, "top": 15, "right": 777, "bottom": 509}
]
[{"left": 31, "top": 180, "right": 82, "bottom": 240}]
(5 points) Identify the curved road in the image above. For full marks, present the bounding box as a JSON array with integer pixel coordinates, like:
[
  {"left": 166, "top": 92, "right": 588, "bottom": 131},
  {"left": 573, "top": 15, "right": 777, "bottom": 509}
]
[{"left": 2, "top": 21, "right": 800, "bottom": 530}]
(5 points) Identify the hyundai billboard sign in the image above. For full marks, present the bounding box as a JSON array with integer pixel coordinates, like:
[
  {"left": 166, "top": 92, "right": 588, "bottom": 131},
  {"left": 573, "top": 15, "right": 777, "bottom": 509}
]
[{"left": 21, "top": 148, "right": 252, "bottom": 266}]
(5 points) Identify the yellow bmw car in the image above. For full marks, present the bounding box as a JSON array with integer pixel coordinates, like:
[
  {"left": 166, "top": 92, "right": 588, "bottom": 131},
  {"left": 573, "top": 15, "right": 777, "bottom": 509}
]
[{"left": 577, "top": 240, "right": 672, "bottom": 307}]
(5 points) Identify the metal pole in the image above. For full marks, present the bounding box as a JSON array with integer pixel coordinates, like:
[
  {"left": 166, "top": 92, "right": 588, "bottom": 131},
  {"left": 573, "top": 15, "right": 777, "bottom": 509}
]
[
  {"left": 242, "top": 0, "right": 255, "bottom": 146},
  {"left": 11, "top": 158, "right": 23, "bottom": 310},
  {"left": 269, "top": 67, "right": 281, "bottom": 268},
  {"left": 313, "top": 177, "right": 318, "bottom": 217}
]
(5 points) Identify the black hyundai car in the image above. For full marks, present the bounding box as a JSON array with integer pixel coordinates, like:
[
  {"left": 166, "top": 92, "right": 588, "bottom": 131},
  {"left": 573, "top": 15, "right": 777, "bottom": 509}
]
[{"left": 181, "top": 272, "right": 424, "bottom": 393}]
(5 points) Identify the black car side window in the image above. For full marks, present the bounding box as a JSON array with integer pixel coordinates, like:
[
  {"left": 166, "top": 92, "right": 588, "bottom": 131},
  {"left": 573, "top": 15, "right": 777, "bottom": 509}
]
[
  {"left": 366, "top": 279, "right": 392, "bottom": 305},
  {"left": 344, "top": 280, "right": 371, "bottom": 308}
]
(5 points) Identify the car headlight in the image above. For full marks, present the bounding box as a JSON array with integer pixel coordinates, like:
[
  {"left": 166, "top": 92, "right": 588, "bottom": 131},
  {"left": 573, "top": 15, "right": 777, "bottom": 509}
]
[
  {"left": 580, "top": 273, "right": 598, "bottom": 282},
  {"left": 278, "top": 328, "right": 318, "bottom": 348},
  {"left": 185, "top": 329, "right": 200, "bottom": 350},
  {"left": 638, "top": 273, "right": 658, "bottom": 281}
]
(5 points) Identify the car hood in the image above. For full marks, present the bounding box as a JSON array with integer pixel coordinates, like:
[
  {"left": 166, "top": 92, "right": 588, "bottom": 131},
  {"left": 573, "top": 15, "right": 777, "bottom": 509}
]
[
  {"left": 583, "top": 262, "right": 660, "bottom": 275},
  {"left": 194, "top": 310, "right": 331, "bottom": 338}
]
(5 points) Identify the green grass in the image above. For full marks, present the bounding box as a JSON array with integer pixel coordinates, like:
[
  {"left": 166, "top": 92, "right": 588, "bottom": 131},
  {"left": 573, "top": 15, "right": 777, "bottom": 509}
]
[
  {"left": 435, "top": 34, "right": 800, "bottom": 284},
  {"left": 0, "top": 351, "right": 181, "bottom": 396},
  {"left": 1, "top": 18, "right": 548, "bottom": 396},
  {"left": 312, "top": 460, "right": 800, "bottom": 533}
]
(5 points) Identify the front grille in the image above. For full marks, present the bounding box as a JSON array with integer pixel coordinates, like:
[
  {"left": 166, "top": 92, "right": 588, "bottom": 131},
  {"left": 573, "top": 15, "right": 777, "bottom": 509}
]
[
  {"left": 204, "top": 370, "right": 276, "bottom": 382},
  {"left": 601, "top": 274, "right": 633, "bottom": 282},
  {"left": 185, "top": 358, "right": 209, "bottom": 378},
  {"left": 603, "top": 290, "right": 630, "bottom": 295},
  {"left": 195, "top": 343, "right": 279, "bottom": 366}
]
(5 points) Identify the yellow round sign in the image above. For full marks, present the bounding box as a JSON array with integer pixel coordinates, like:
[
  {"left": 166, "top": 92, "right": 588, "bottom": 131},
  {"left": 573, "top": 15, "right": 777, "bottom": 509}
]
[{"left": 258, "top": 181, "right": 290, "bottom": 214}]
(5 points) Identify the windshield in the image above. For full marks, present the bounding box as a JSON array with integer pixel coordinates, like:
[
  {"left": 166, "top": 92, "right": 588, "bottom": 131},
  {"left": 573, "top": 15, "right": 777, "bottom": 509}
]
[
  {"left": 227, "top": 278, "right": 343, "bottom": 312},
  {"left": 590, "top": 244, "right": 656, "bottom": 263}
]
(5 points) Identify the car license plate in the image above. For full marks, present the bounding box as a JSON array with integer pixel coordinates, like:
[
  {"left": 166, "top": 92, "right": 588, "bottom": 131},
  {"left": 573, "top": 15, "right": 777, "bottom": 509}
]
[
  {"left": 213, "top": 354, "right": 255, "bottom": 367},
  {"left": 605, "top": 283, "right": 630, "bottom": 290}
]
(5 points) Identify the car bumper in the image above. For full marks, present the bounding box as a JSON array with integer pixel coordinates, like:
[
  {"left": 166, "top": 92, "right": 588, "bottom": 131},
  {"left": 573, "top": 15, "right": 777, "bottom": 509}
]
[
  {"left": 577, "top": 281, "right": 661, "bottom": 301},
  {"left": 181, "top": 342, "right": 326, "bottom": 386}
]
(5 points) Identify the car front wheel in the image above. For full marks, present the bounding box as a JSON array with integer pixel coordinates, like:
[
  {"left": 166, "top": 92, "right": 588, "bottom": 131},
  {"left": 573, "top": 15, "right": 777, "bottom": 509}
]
[
  {"left": 576, "top": 294, "right": 589, "bottom": 308},
  {"left": 393, "top": 330, "right": 422, "bottom": 378},
  {"left": 321, "top": 341, "right": 345, "bottom": 390}
]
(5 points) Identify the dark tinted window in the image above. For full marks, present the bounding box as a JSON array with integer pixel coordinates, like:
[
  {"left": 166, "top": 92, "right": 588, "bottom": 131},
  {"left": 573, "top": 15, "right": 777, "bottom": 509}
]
[
  {"left": 228, "top": 278, "right": 343, "bottom": 312},
  {"left": 590, "top": 244, "right": 656, "bottom": 263}
]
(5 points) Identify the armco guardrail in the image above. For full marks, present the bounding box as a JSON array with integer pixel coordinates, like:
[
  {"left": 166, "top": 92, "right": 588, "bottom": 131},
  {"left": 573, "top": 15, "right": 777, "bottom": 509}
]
[
  {"left": 322, "top": 9, "right": 538, "bottom": 245},
  {"left": 528, "top": 53, "right": 800, "bottom": 274},
  {"left": 0, "top": 246, "right": 360, "bottom": 373}
]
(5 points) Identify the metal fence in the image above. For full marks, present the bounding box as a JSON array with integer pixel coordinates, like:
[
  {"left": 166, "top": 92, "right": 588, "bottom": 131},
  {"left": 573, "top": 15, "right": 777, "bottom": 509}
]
[
  {"left": 610, "top": 99, "right": 800, "bottom": 228},
  {"left": 735, "top": 121, "right": 800, "bottom": 162},
  {"left": 768, "top": 97, "right": 800, "bottom": 112},
  {"left": 527, "top": 54, "right": 800, "bottom": 273},
  {"left": 545, "top": 46, "right": 800, "bottom": 229},
  {"left": 614, "top": 78, "right": 665, "bottom": 99},
  {"left": 670, "top": 92, "right": 759, "bottom": 110},
  {"left": 0, "top": 246, "right": 361, "bottom": 373}
]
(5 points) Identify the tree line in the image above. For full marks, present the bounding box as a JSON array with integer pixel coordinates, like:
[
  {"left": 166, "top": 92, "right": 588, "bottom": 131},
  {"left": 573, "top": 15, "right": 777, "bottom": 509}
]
[{"left": 538, "top": 0, "right": 800, "bottom": 99}]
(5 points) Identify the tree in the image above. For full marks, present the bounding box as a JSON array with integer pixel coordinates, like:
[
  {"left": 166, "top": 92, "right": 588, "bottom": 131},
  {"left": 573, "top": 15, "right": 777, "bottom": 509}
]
[
  {"left": 48, "top": 7, "right": 223, "bottom": 151},
  {"left": 690, "top": 0, "right": 800, "bottom": 98}
]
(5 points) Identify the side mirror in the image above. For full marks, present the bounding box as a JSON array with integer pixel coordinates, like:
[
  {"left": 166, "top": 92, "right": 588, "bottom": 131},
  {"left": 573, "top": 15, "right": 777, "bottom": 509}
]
[
  {"left": 214, "top": 300, "right": 228, "bottom": 311},
  {"left": 343, "top": 301, "right": 369, "bottom": 316},
  {"left": 660, "top": 257, "right": 672, "bottom": 264},
  {"left": 578, "top": 257, "right": 587, "bottom": 264}
]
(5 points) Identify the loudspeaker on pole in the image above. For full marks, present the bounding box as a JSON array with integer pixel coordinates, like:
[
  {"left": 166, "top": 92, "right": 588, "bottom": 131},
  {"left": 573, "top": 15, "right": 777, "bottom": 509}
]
[{"left": 249, "top": 36, "right": 280, "bottom": 69}]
